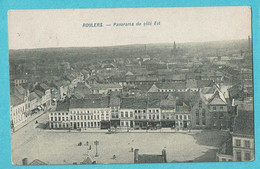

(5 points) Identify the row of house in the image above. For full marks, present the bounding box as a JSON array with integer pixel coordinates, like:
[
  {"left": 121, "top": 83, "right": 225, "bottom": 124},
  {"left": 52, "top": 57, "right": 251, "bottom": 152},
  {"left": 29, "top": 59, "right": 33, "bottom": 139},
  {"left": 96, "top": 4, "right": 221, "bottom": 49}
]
[
  {"left": 10, "top": 83, "right": 51, "bottom": 128},
  {"left": 48, "top": 84, "right": 233, "bottom": 130}
]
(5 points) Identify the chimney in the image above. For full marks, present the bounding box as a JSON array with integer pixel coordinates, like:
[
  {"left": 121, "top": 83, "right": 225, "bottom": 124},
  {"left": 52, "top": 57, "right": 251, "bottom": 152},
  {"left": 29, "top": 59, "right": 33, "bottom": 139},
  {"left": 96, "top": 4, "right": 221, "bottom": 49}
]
[
  {"left": 162, "top": 149, "right": 167, "bottom": 162},
  {"left": 22, "top": 158, "right": 28, "bottom": 165},
  {"left": 134, "top": 149, "right": 139, "bottom": 162}
]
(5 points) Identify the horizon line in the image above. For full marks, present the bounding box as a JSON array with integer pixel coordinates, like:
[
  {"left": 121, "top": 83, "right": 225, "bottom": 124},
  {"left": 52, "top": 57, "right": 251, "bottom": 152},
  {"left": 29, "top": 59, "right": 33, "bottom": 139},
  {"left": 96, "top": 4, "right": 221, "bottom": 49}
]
[{"left": 9, "top": 38, "right": 249, "bottom": 51}]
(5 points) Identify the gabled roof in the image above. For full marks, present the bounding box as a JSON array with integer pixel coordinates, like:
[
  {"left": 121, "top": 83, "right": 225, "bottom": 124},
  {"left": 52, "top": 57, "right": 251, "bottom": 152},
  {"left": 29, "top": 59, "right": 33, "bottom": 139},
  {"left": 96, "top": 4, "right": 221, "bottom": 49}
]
[
  {"left": 126, "top": 71, "right": 134, "bottom": 76},
  {"left": 29, "top": 159, "right": 47, "bottom": 165},
  {"left": 208, "top": 90, "right": 227, "bottom": 105},
  {"left": 30, "top": 92, "right": 40, "bottom": 101},
  {"left": 160, "top": 93, "right": 175, "bottom": 109},
  {"left": 15, "top": 85, "right": 26, "bottom": 95},
  {"left": 148, "top": 84, "right": 159, "bottom": 93},
  {"left": 81, "top": 155, "right": 94, "bottom": 164},
  {"left": 200, "top": 86, "right": 227, "bottom": 105},
  {"left": 10, "top": 95, "right": 24, "bottom": 106}
]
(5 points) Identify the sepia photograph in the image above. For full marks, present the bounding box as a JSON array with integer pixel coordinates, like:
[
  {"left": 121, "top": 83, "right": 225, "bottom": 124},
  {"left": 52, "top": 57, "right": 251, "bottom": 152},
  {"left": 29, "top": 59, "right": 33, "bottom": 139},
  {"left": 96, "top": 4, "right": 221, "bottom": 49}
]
[{"left": 8, "top": 7, "right": 254, "bottom": 165}]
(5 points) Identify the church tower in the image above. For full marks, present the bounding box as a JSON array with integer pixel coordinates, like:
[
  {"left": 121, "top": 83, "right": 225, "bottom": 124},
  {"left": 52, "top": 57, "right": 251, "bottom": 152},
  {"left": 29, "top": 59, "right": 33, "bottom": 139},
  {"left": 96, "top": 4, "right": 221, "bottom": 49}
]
[{"left": 171, "top": 41, "right": 177, "bottom": 62}]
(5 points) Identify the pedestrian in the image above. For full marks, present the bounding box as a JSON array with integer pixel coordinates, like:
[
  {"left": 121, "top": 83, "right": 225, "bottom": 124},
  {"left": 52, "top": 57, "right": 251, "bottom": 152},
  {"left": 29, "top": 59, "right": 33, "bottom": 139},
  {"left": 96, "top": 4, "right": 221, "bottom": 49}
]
[
  {"left": 35, "top": 120, "right": 38, "bottom": 124},
  {"left": 113, "top": 155, "right": 116, "bottom": 159},
  {"left": 89, "top": 145, "right": 91, "bottom": 150},
  {"left": 86, "top": 141, "right": 89, "bottom": 146}
]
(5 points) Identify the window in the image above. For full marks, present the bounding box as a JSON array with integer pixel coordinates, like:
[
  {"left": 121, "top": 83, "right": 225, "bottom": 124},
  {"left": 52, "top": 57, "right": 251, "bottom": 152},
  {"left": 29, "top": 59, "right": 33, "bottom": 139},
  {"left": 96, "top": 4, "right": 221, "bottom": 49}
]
[
  {"left": 121, "top": 112, "right": 124, "bottom": 117},
  {"left": 157, "top": 115, "right": 159, "bottom": 119},
  {"left": 222, "top": 158, "right": 226, "bottom": 162},
  {"left": 220, "top": 106, "right": 224, "bottom": 110},
  {"left": 245, "top": 152, "right": 251, "bottom": 161},
  {"left": 236, "top": 151, "right": 242, "bottom": 161},
  {"left": 202, "top": 117, "right": 206, "bottom": 125},
  {"left": 125, "top": 112, "right": 128, "bottom": 117},
  {"left": 219, "top": 112, "right": 224, "bottom": 119},
  {"left": 236, "top": 139, "right": 241, "bottom": 147},
  {"left": 180, "top": 115, "right": 182, "bottom": 120},
  {"left": 184, "top": 115, "right": 187, "bottom": 120},
  {"left": 196, "top": 112, "right": 199, "bottom": 125},
  {"left": 199, "top": 101, "right": 202, "bottom": 108},
  {"left": 51, "top": 117, "right": 53, "bottom": 121},
  {"left": 213, "top": 106, "right": 217, "bottom": 110},
  {"left": 130, "top": 112, "right": 133, "bottom": 117},
  {"left": 244, "top": 140, "right": 250, "bottom": 148},
  {"left": 176, "top": 115, "right": 178, "bottom": 119}
]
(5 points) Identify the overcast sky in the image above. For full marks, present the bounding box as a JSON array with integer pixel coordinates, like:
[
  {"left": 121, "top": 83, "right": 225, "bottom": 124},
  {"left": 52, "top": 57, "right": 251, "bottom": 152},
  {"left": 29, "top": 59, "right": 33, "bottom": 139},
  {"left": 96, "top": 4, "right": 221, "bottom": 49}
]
[{"left": 8, "top": 7, "right": 251, "bottom": 49}]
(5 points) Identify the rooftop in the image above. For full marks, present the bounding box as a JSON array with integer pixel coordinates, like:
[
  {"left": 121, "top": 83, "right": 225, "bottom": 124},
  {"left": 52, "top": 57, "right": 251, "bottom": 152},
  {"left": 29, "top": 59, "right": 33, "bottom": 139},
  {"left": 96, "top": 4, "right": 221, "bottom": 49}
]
[
  {"left": 120, "top": 98, "right": 147, "bottom": 109},
  {"left": 233, "top": 111, "right": 254, "bottom": 137},
  {"left": 56, "top": 101, "right": 70, "bottom": 111},
  {"left": 70, "top": 97, "right": 109, "bottom": 109},
  {"left": 10, "top": 95, "right": 24, "bottom": 106},
  {"left": 30, "top": 92, "right": 40, "bottom": 101},
  {"left": 39, "top": 83, "right": 50, "bottom": 91}
]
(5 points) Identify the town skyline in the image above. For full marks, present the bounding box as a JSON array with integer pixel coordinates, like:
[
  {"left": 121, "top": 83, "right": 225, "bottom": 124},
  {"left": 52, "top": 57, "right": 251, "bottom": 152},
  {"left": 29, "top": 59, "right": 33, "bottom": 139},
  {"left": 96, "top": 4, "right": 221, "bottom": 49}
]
[{"left": 8, "top": 38, "right": 250, "bottom": 51}]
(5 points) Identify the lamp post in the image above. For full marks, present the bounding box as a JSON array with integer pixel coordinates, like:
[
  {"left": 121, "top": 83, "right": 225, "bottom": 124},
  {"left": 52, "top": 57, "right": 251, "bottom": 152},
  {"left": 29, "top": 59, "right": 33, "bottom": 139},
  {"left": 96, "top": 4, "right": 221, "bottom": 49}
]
[{"left": 94, "top": 140, "right": 99, "bottom": 157}]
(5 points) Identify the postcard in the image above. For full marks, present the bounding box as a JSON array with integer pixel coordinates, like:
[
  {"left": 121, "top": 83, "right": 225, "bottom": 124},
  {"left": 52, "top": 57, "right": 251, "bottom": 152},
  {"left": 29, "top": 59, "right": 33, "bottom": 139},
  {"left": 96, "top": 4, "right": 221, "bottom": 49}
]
[{"left": 8, "top": 7, "right": 253, "bottom": 165}]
